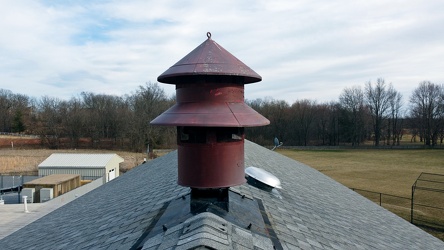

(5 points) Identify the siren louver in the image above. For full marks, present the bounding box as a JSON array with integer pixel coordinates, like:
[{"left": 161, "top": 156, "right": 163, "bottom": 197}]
[{"left": 151, "top": 32, "right": 269, "bottom": 189}]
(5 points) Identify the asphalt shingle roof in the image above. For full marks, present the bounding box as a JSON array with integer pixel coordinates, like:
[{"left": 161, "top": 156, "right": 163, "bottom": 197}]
[
  {"left": 1, "top": 140, "right": 443, "bottom": 249},
  {"left": 141, "top": 212, "right": 274, "bottom": 250}
]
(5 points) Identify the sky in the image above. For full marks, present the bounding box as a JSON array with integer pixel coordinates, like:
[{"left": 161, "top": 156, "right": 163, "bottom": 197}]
[{"left": 1, "top": 0, "right": 443, "bottom": 104}]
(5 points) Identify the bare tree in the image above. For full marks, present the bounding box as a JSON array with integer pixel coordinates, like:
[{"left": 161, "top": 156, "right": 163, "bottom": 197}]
[
  {"left": 365, "top": 78, "right": 395, "bottom": 146},
  {"left": 266, "top": 99, "right": 290, "bottom": 143},
  {"left": 388, "top": 90, "right": 403, "bottom": 145},
  {"left": 410, "top": 81, "right": 443, "bottom": 146},
  {"left": 327, "top": 102, "right": 341, "bottom": 146},
  {"left": 245, "top": 98, "right": 269, "bottom": 145},
  {"left": 0, "top": 89, "right": 14, "bottom": 132},
  {"left": 340, "top": 86, "right": 367, "bottom": 145},
  {"left": 0, "top": 89, "right": 30, "bottom": 133},
  {"left": 246, "top": 98, "right": 289, "bottom": 145},
  {"left": 36, "top": 96, "right": 64, "bottom": 148},
  {"left": 62, "top": 97, "right": 86, "bottom": 148},
  {"left": 25, "top": 97, "right": 39, "bottom": 135},
  {"left": 126, "top": 82, "right": 173, "bottom": 152},
  {"left": 81, "top": 92, "right": 127, "bottom": 148},
  {"left": 290, "top": 99, "right": 317, "bottom": 146},
  {"left": 440, "top": 84, "right": 444, "bottom": 145},
  {"left": 315, "top": 103, "right": 330, "bottom": 145},
  {"left": 9, "top": 93, "right": 29, "bottom": 133}
]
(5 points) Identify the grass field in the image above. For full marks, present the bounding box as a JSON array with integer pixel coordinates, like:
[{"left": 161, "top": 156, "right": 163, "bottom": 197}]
[
  {"left": 0, "top": 135, "right": 173, "bottom": 174},
  {"left": 277, "top": 148, "right": 444, "bottom": 197},
  {"left": 0, "top": 148, "right": 157, "bottom": 174},
  {"left": 277, "top": 148, "right": 444, "bottom": 240}
]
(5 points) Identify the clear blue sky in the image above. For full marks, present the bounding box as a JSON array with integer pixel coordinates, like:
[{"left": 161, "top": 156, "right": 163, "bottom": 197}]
[{"left": 1, "top": 0, "right": 443, "bottom": 103}]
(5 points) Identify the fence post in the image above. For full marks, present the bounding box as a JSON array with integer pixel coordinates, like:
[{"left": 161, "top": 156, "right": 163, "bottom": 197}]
[{"left": 411, "top": 185, "right": 414, "bottom": 224}]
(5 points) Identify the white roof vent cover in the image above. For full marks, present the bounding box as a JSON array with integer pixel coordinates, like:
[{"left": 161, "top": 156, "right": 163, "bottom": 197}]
[{"left": 245, "top": 166, "right": 282, "bottom": 189}]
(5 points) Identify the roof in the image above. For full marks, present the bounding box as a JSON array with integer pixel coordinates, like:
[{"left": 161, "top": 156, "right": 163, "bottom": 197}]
[
  {"left": 157, "top": 33, "right": 262, "bottom": 84},
  {"left": 1, "top": 141, "right": 443, "bottom": 249},
  {"left": 38, "top": 153, "right": 124, "bottom": 168},
  {"left": 23, "top": 174, "right": 79, "bottom": 185}
]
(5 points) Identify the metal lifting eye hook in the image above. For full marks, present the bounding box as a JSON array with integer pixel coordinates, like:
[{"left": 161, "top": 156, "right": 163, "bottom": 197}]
[{"left": 207, "top": 32, "right": 211, "bottom": 39}]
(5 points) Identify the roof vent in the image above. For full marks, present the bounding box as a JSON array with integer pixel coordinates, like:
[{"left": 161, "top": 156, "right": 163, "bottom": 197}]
[
  {"left": 245, "top": 166, "right": 282, "bottom": 190},
  {"left": 150, "top": 33, "right": 270, "bottom": 212},
  {"left": 151, "top": 33, "right": 269, "bottom": 189}
]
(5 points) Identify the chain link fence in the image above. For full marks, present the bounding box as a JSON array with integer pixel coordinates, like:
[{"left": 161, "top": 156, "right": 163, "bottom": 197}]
[
  {"left": 351, "top": 188, "right": 412, "bottom": 221},
  {"left": 411, "top": 173, "right": 444, "bottom": 230},
  {"left": 352, "top": 173, "right": 444, "bottom": 234}
]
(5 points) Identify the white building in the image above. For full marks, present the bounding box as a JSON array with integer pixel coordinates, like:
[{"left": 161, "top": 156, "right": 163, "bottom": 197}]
[{"left": 38, "top": 153, "right": 124, "bottom": 182}]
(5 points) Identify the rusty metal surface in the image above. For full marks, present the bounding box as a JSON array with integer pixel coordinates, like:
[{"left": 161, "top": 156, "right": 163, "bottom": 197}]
[
  {"left": 150, "top": 101, "right": 269, "bottom": 127},
  {"left": 151, "top": 83, "right": 270, "bottom": 127},
  {"left": 176, "top": 83, "right": 244, "bottom": 103},
  {"left": 177, "top": 141, "right": 246, "bottom": 188},
  {"left": 151, "top": 32, "right": 269, "bottom": 189},
  {"left": 158, "top": 32, "right": 262, "bottom": 84}
]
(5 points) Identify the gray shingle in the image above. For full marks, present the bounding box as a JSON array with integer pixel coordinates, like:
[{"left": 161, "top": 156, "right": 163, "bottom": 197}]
[
  {"left": 0, "top": 140, "right": 443, "bottom": 250},
  {"left": 252, "top": 233, "right": 274, "bottom": 249},
  {"left": 231, "top": 226, "right": 253, "bottom": 247},
  {"left": 140, "top": 212, "right": 272, "bottom": 250}
]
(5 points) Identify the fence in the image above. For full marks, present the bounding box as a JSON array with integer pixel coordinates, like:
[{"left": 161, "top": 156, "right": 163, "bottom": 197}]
[
  {"left": 0, "top": 132, "right": 39, "bottom": 138},
  {"left": 0, "top": 174, "right": 39, "bottom": 204},
  {"left": 352, "top": 176, "right": 444, "bottom": 233},
  {"left": 280, "top": 145, "right": 444, "bottom": 150},
  {"left": 351, "top": 188, "right": 412, "bottom": 221},
  {"left": 0, "top": 174, "right": 39, "bottom": 193},
  {"left": 411, "top": 173, "right": 444, "bottom": 230}
]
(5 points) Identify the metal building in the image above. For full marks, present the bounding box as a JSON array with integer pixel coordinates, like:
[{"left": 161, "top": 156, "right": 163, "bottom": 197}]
[{"left": 38, "top": 153, "right": 124, "bottom": 182}]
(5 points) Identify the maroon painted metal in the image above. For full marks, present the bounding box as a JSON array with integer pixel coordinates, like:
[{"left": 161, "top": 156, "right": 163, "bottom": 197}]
[
  {"left": 157, "top": 32, "right": 261, "bottom": 84},
  {"left": 178, "top": 136, "right": 245, "bottom": 188},
  {"left": 151, "top": 32, "right": 269, "bottom": 188},
  {"left": 150, "top": 83, "right": 269, "bottom": 127}
]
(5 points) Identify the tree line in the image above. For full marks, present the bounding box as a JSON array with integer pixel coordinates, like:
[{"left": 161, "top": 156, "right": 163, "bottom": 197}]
[
  {"left": 0, "top": 83, "right": 175, "bottom": 151},
  {"left": 1, "top": 79, "right": 443, "bottom": 151},
  {"left": 247, "top": 79, "right": 444, "bottom": 147}
]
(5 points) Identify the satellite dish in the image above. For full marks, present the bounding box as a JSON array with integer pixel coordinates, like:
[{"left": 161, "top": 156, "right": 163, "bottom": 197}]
[
  {"left": 245, "top": 166, "right": 282, "bottom": 189},
  {"left": 271, "top": 137, "right": 283, "bottom": 151}
]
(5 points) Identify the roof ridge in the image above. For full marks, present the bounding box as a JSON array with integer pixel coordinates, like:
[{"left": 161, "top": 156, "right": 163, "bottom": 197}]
[{"left": 142, "top": 212, "right": 273, "bottom": 250}]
